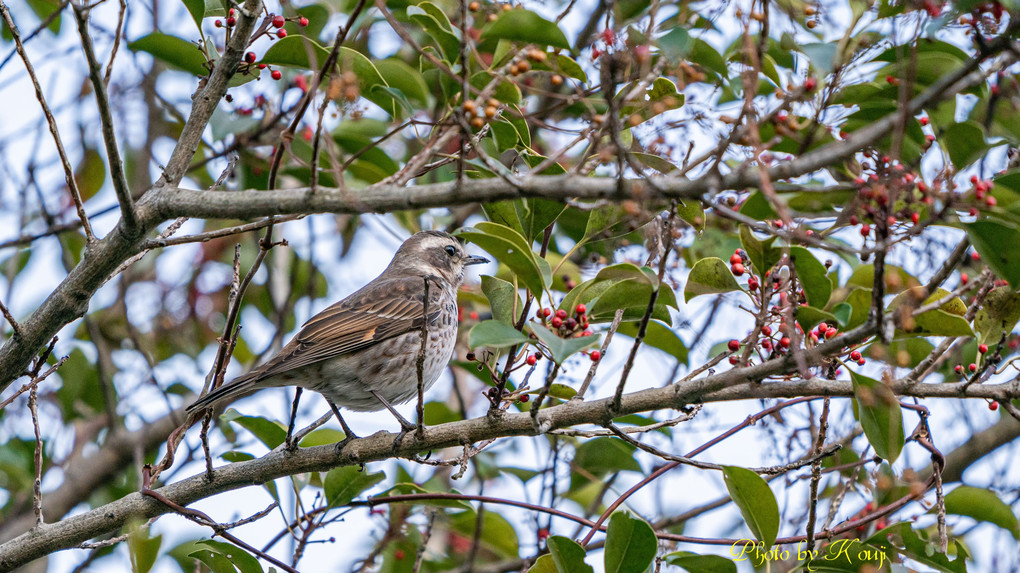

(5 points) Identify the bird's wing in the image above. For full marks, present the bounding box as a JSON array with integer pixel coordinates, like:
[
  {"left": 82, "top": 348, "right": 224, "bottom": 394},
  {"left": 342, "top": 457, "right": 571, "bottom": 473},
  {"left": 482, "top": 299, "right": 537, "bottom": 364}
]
[{"left": 251, "top": 275, "right": 443, "bottom": 380}]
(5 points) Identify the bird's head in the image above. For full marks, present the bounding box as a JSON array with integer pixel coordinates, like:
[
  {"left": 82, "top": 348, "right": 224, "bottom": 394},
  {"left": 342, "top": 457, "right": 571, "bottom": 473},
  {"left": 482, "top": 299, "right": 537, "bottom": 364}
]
[{"left": 388, "top": 231, "right": 488, "bottom": 286}]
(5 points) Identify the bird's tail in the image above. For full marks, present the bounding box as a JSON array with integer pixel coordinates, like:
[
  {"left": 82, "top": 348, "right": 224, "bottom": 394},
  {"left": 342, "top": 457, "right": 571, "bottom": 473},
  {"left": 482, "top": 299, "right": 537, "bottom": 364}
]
[{"left": 186, "top": 372, "right": 262, "bottom": 414}]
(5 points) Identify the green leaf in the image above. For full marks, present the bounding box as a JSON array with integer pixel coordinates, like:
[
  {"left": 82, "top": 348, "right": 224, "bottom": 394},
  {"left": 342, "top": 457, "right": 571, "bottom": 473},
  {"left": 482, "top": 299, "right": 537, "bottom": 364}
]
[
  {"left": 544, "top": 536, "right": 594, "bottom": 573},
  {"left": 25, "top": 0, "right": 61, "bottom": 34},
  {"left": 193, "top": 540, "right": 264, "bottom": 573},
  {"left": 530, "top": 323, "right": 599, "bottom": 364},
  {"left": 974, "top": 286, "right": 1020, "bottom": 346},
  {"left": 324, "top": 466, "right": 385, "bottom": 507},
  {"left": 721, "top": 466, "right": 780, "bottom": 549},
  {"left": 943, "top": 486, "right": 1020, "bottom": 539},
  {"left": 738, "top": 191, "right": 779, "bottom": 220},
  {"left": 459, "top": 222, "right": 551, "bottom": 295},
  {"left": 658, "top": 27, "right": 693, "bottom": 61},
  {"left": 944, "top": 121, "right": 989, "bottom": 169},
  {"left": 450, "top": 510, "right": 519, "bottom": 559},
  {"left": 298, "top": 428, "right": 345, "bottom": 447},
  {"left": 867, "top": 522, "right": 968, "bottom": 573},
  {"left": 589, "top": 279, "right": 676, "bottom": 324},
  {"left": 469, "top": 319, "right": 531, "bottom": 349},
  {"left": 128, "top": 529, "right": 162, "bottom": 573},
  {"left": 182, "top": 0, "right": 206, "bottom": 32},
  {"left": 604, "top": 512, "right": 657, "bottom": 573},
  {"left": 73, "top": 147, "right": 107, "bottom": 201},
  {"left": 556, "top": 54, "right": 588, "bottom": 83},
  {"left": 684, "top": 257, "right": 742, "bottom": 302},
  {"left": 527, "top": 555, "right": 559, "bottom": 573},
  {"left": 129, "top": 33, "right": 208, "bottom": 76},
  {"left": 794, "top": 305, "right": 838, "bottom": 332},
  {"left": 481, "top": 275, "right": 521, "bottom": 324},
  {"left": 570, "top": 437, "right": 641, "bottom": 490},
  {"left": 966, "top": 220, "right": 1020, "bottom": 288},
  {"left": 378, "top": 483, "right": 472, "bottom": 508},
  {"left": 374, "top": 59, "right": 430, "bottom": 105},
  {"left": 664, "top": 551, "right": 736, "bottom": 573},
  {"left": 739, "top": 225, "right": 780, "bottom": 275},
  {"left": 789, "top": 247, "right": 831, "bottom": 308},
  {"left": 481, "top": 9, "right": 570, "bottom": 50},
  {"left": 407, "top": 3, "right": 460, "bottom": 62},
  {"left": 888, "top": 287, "right": 973, "bottom": 338},
  {"left": 616, "top": 320, "right": 688, "bottom": 364},
  {"left": 259, "top": 35, "right": 330, "bottom": 69},
  {"left": 224, "top": 412, "right": 287, "bottom": 449},
  {"left": 849, "top": 369, "right": 904, "bottom": 463}
]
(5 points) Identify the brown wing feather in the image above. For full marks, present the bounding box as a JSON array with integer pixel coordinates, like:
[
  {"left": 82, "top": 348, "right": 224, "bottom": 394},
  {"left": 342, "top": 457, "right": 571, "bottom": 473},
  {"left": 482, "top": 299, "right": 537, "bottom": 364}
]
[{"left": 251, "top": 275, "right": 441, "bottom": 381}]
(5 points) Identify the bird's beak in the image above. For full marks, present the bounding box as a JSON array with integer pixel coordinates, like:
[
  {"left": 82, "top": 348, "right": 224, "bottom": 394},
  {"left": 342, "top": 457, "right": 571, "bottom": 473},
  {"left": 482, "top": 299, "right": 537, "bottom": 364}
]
[{"left": 464, "top": 254, "right": 489, "bottom": 266}]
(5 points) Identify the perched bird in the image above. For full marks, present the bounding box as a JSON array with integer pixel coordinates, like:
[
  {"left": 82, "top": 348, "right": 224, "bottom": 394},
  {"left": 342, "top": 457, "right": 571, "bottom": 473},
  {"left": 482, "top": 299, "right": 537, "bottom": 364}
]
[{"left": 187, "top": 231, "right": 487, "bottom": 441}]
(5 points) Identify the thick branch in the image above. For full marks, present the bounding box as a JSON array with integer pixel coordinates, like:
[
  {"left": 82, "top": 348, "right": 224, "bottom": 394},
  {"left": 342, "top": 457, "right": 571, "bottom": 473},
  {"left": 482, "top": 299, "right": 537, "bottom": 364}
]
[{"left": 2, "top": 352, "right": 1017, "bottom": 569}]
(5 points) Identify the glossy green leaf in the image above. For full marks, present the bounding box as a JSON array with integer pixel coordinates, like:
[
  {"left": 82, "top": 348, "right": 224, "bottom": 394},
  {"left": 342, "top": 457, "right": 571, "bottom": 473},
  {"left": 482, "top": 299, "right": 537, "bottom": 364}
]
[
  {"left": 664, "top": 551, "right": 736, "bottom": 573},
  {"left": 545, "top": 536, "right": 594, "bottom": 573},
  {"left": 459, "top": 222, "right": 551, "bottom": 294},
  {"left": 192, "top": 540, "right": 263, "bottom": 573},
  {"left": 974, "top": 286, "right": 1020, "bottom": 346},
  {"left": 450, "top": 509, "right": 519, "bottom": 559},
  {"left": 324, "top": 466, "right": 385, "bottom": 507},
  {"left": 617, "top": 320, "right": 688, "bottom": 364},
  {"left": 794, "top": 305, "right": 838, "bottom": 332},
  {"left": 224, "top": 412, "right": 287, "bottom": 450},
  {"left": 407, "top": 3, "right": 460, "bottom": 61},
  {"left": 481, "top": 9, "right": 570, "bottom": 50},
  {"left": 129, "top": 33, "right": 208, "bottom": 76},
  {"left": 570, "top": 437, "right": 641, "bottom": 490},
  {"left": 374, "top": 58, "right": 429, "bottom": 105},
  {"left": 943, "top": 486, "right": 1020, "bottom": 539},
  {"left": 589, "top": 278, "right": 676, "bottom": 324},
  {"left": 556, "top": 54, "right": 588, "bottom": 83},
  {"left": 469, "top": 319, "right": 531, "bottom": 349},
  {"left": 128, "top": 529, "right": 162, "bottom": 573},
  {"left": 481, "top": 275, "right": 521, "bottom": 324},
  {"left": 849, "top": 369, "right": 904, "bottom": 463},
  {"left": 721, "top": 466, "right": 780, "bottom": 549},
  {"left": 789, "top": 246, "right": 831, "bottom": 308},
  {"left": 944, "top": 121, "right": 988, "bottom": 169},
  {"left": 605, "top": 512, "right": 657, "bottom": 573},
  {"left": 888, "top": 287, "right": 973, "bottom": 338},
  {"left": 966, "top": 220, "right": 1020, "bottom": 288},
  {"left": 528, "top": 555, "right": 559, "bottom": 573},
  {"left": 182, "top": 0, "right": 206, "bottom": 32},
  {"left": 684, "top": 257, "right": 742, "bottom": 302},
  {"left": 739, "top": 225, "right": 780, "bottom": 275},
  {"left": 738, "top": 191, "right": 779, "bottom": 220},
  {"left": 530, "top": 323, "right": 599, "bottom": 364},
  {"left": 658, "top": 26, "right": 693, "bottom": 60}
]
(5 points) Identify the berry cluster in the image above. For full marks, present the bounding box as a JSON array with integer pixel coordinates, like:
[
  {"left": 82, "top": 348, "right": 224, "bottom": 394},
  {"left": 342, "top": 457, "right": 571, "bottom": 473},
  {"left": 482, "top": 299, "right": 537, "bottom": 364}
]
[
  {"left": 536, "top": 304, "right": 600, "bottom": 361},
  {"left": 215, "top": 10, "right": 310, "bottom": 83},
  {"left": 729, "top": 249, "right": 747, "bottom": 277}
]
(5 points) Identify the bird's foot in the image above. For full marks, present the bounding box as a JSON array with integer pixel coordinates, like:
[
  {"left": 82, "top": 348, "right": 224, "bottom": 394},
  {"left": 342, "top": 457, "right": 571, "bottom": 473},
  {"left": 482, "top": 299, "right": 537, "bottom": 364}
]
[{"left": 334, "top": 431, "right": 359, "bottom": 456}]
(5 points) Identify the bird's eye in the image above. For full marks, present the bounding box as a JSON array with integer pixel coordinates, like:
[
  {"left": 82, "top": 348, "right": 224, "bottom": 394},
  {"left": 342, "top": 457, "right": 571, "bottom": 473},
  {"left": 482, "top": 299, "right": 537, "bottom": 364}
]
[{"left": 444, "top": 245, "right": 457, "bottom": 256}]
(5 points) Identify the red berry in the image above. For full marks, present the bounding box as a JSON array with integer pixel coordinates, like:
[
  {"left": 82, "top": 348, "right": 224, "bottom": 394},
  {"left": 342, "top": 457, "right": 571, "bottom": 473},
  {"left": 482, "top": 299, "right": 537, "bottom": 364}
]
[
  {"left": 537, "top": 528, "right": 549, "bottom": 541},
  {"left": 729, "top": 355, "right": 739, "bottom": 365},
  {"left": 244, "top": 51, "right": 256, "bottom": 63},
  {"left": 258, "top": 63, "right": 267, "bottom": 69},
  {"left": 590, "top": 350, "right": 601, "bottom": 362},
  {"left": 214, "top": 19, "right": 223, "bottom": 27},
  {"left": 556, "top": 309, "right": 568, "bottom": 319},
  {"left": 826, "top": 326, "right": 838, "bottom": 339},
  {"left": 466, "top": 352, "right": 476, "bottom": 361},
  {"left": 920, "top": 117, "right": 929, "bottom": 126},
  {"left": 272, "top": 14, "right": 285, "bottom": 28},
  {"left": 728, "top": 339, "right": 740, "bottom": 352},
  {"left": 968, "top": 363, "right": 977, "bottom": 372},
  {"left": 961, "top": 273, "right": 969, "bottom": 285},
  {"left": 581, "top": 330, "right": 592, "bottom": 337},
  {"left": 987, "top": 196, "right": 997, "bottom": 207},
  {"left": 551, "top": 317, "right": 562, "bottom": 328},
  {"left": 989, "top": 401, "right": 999, "bottom": 411},
  {"left": 731, "top": 263, "right": 746, "bottom": 276},
  {"left": 955, "top": 364, "right": 964, "bottom": 374},
  {"left": 730, "top": 253, "right": 743, "bottom": 265},
  {"left": 469, "top": 311, "right": 478, "bottom": 320},
  {"left": 299, "top": 16, "right": 309, "bottom": 26},
  {"left": 748, "top": 276, "right": 759, "bottom": 291},
  {"left": 271, "top": 69, "right": 282, "bottom": 80},
  {"left": 911, "top": 212, "right": 920, "bottom": 225},
  {"left": 225, "top": 16, "right": 236, "bottom": 26},
  {"left": 575, "top": 304, "right": 587, "bottom": 315},
  {"left": 850, "top": 350, "right": 862, "bottom": 361},
  {"left": 277, "top": 29, "right": 288, "bottom": 38},
  {"left": 780, "top": 337, "right": 791, "bottom": 348},
  {"left": 979, "top": 344, "right": 988, "bottom": 354},
  {"left": 520, "top": 393, "right": 530, "bottom": 402},
  {"left": 761, "top": 325, "right": 772, "bottom": 336},
  {"left": 394, "top": 549, "right": 405, "bottom": 560},
  {"left": 526, "top": 355, "right": 537, "bottom": 366},
  {"left": 804, "top": 77, "right": 817, "bottom": 91},
  {"left": 857, "top": 358, "right": 866, "bottom": 366},
  {"left": 860, "top": 224, "right": 871, "bottom": 236}
]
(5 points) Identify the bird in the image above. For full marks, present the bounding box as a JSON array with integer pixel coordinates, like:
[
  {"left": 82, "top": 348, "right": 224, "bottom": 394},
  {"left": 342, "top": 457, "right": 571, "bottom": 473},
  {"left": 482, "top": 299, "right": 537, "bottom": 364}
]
[{"left": 186, "top": 230, "right": 488, "bottom": 444}]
